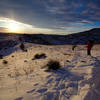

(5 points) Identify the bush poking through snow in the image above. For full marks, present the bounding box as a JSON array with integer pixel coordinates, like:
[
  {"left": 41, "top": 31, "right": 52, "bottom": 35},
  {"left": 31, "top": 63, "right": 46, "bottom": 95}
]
[
  {"left": 24, "top": 60, "right": 27, "bottom": 62},
  {"left": 3, "top": 60, "right": 8, "bottom": 64},
  {"left": 46, "top": 60, "right": 61, "bottom": 71},
  {"left": 12, "top": 55, "right": 14, "bottom": 57},
  {"left": 32, "top": 53, "right": 47, "bottom": 60}
]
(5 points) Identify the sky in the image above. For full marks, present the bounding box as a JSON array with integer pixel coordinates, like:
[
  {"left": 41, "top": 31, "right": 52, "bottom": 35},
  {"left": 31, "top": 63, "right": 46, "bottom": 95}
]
[{"left": 0, "top": 0, "right": 100, "bottom": 34}]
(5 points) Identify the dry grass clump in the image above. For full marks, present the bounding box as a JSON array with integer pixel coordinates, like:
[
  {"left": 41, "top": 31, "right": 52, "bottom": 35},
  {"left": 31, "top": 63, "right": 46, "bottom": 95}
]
[
  {"left": 32, "top": 53, "right": 47, "bottom": 60},
  {"left": 45, "top": 60, "right": 61, "bottom": 71},
  {"left": 9, "top": 66, "right": 34, "bottom": 78},
  {"left": 2, "top": 60, "right": 8, "bottom": 64}
]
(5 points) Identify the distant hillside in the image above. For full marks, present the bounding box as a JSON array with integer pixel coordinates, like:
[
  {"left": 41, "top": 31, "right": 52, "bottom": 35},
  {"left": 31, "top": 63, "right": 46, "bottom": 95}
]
[
  {"left": 21, "top": 28, "right": 100, "bottom": 45},
  {"left": 0, "top": 28, "right": 100, "bottom": 47}
]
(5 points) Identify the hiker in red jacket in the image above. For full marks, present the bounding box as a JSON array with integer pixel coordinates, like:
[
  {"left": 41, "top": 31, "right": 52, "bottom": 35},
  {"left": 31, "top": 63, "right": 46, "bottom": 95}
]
[{"left": 86, "top": 40, "right": 94, "bottom": 56}]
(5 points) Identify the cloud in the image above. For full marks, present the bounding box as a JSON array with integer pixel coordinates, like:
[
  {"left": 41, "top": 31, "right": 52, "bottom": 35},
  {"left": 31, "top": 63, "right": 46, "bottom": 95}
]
[
  {"left": 0, "top": 0, "right": 57, "bottom": 29},
  {"left": 0, "top": 27, "right": 9, "bottom": 32},
  {"left": 0, "top": 18, "right": 54, "bottom": 33},
  {"left": 0, "top": 0, "right": 100, "bottom": 33}
]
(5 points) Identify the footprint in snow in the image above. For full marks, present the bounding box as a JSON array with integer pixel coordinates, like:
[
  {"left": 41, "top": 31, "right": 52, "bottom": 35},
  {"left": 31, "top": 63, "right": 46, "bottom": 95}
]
[
  {"left": 46, "top": 75, "right": 52, "bottom": 78},
  {"left": 34, "top": 83, "right": 39, "bottom": 86},
  {"left": 27, "top": 89, "right": 35, "bottom": 93},
  {"left": 58, "top": 84, "right": 65, "bottom": 90},
  {"left": 46, "top": 78, "right": 54, "bottom": 84},
  {"left": 15, "top": 97, "right": 23, "bottom": 100},
  {"left": 55, "top": 78, "right": 61, "bottom": 81},
  {"left": 37, "top": 88, "right": 47, "bottom": 93},
  {"left": 81, "top": 60, "right": 86, "bottom": 63}
]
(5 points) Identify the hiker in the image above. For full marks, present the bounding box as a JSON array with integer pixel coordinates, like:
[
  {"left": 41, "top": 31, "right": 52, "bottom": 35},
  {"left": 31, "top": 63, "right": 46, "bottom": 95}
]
[
  {"left": 20, "top": 43, "right": 25, "bottom": 51},
  {"left": 86, "top": 40, "right": 94, "bottom": 56},
  {"left": 20, "top": 43, "right": 27, "bottom": 52},
  {"left": 72, "top": 45, "right": 77, "bottom": 51}
]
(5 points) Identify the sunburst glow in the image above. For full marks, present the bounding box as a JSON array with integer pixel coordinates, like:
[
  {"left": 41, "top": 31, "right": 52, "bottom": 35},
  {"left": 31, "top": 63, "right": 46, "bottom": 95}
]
[
  {"left": 8, "top": 20, "right": 19, "bottom": 32},
  {"left": 0, "top": 18, "right": 54, "bottom": 34}
]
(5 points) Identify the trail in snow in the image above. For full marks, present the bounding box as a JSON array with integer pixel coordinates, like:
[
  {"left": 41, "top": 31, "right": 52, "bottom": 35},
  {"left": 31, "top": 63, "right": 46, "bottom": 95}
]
[{"left": 0, "top": 44, "right": 100, "bottom": 100}]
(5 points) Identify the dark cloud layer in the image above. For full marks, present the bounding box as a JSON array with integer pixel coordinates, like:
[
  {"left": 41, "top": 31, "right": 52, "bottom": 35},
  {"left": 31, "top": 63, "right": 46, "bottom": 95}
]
[{"left": 0, "top": 0, "right": 100, "bottom": 30}]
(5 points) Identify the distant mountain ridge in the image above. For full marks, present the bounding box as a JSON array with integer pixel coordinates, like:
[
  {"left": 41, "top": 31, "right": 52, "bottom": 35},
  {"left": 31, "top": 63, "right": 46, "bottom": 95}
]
[
  {"left": 21, "top": 28, "right": 100, "bottom": 45},
  {"left": 0, "top": 28, "right": 100, "bottom": 46}
]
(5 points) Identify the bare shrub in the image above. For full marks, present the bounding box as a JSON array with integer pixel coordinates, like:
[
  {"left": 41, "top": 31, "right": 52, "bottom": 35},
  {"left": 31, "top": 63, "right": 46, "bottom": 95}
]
[
  {"left": 2, "top": 60, "right": 8, "bottom": 64},
  {"left": 32, "top": 53, "right": 47, "bottom": 60},
  {"left": 12, "top": 55, "right": 14, "bottom": 57},
  {"left": 24, "top": 60, "right": 28, "bottom": 62},
  {"left": 46, "top": 60, "right": 61, "bottom": 71}
]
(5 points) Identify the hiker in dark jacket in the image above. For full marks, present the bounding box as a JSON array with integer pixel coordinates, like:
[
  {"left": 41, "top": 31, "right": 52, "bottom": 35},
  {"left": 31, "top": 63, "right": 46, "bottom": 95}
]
[
  {"left": 72, "top": 45, "right": 77, "bottom": 51},
  {"left": 20, "top": 43, "right": 27, "bottom": 52},
  {"left": 86, "top": 40, "right": 94, "bottom": 56},
  {"left": 20, "top": 43, "right": 25, "bottom": 51}
]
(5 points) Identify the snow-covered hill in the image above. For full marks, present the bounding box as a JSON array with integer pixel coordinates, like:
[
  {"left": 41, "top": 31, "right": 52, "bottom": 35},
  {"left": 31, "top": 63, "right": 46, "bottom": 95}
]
[
  {"left": 0, "top": 28, "right": 100, "bottom": 100},
  {"left": 0, "top": 43, "right": 100, "bottom": 100}
]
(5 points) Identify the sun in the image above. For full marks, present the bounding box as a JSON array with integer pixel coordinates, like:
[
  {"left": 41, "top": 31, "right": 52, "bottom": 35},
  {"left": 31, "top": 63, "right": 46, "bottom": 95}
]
[
  {"left": 8, "top": 20, "right": 19, "bottom": 33},
  {"left": 9, "top": 24, "right": 18, "bottom": 32}
]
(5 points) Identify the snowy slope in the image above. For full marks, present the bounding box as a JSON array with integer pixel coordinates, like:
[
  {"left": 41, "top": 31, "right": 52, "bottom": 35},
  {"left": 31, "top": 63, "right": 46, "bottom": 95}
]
[{"left": 0, "top": 43, "right": 100, "bottom": 100}]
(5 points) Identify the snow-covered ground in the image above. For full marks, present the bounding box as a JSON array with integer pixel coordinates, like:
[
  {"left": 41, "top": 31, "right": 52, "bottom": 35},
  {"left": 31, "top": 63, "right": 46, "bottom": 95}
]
[{"left": 0, "top": 43, "right": 100, "bottom": 100}]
